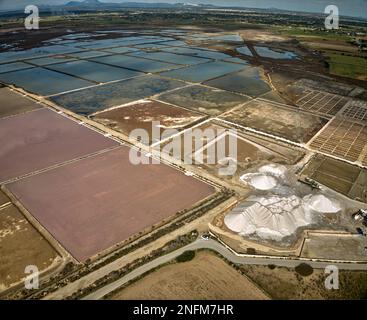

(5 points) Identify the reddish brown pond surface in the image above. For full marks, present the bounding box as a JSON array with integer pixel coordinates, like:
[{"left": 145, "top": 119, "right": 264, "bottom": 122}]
[
  {"left": 8, "top": 147, "right": 215, "bottom": 261},
  {"left": 0, "top": 108, "right": 118, "bottom": 182}
]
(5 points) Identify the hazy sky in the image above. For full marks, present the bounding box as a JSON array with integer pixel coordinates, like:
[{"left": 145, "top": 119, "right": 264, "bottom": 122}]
[{"left": 0, "top": 0, "right": 366, "bottom": 18}]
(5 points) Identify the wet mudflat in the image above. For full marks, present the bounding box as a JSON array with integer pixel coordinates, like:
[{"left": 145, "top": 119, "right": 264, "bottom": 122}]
[
  {"left": 158, "top": 85, "right": 250, "bottom": 115},
  {"left": 220, "top": 100, "right": 328, "bottom": 143},
  {"left": 92, "top": 99, "right": 205, "bottom": 145},
  {"left": 50, "top": 75, "right": 186, "bottom": 115}
]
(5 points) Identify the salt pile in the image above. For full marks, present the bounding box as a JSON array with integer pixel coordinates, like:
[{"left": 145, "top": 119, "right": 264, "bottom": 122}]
[
  {"left": 258, "top": 164, "right": 287, "bottom": 177},
  {"left": 305, "top": 194, "right": 341, "bottom": 213},
  {"left": 240, "top": 173, "right": 278, "bottom": 190},
  {"left": 224, "top": 195, "right": 313, "bottom": 241},
  {"left": 231, "top": 164, "right": 342, "bottom": 242},
  {"left": 250, "top": 175, "right": 278, "bottom": 190}
]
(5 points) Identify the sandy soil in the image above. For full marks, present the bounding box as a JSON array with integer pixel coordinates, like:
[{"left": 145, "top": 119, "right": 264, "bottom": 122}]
[
  {"left": 0, "top": 190, "right": 10, "bottom": 207},
  {"left": 220, "top": 100, "right": 328, "bottom": 143},
  {"left": 241, "top": 264, "right": 367, "bottom": 300},
  {"left": 111, "top": 250, "right": 269, "bottom": 300},
  {"left": 238, "top": 30, "right": 289, "bottom": 42},
  {"left": 0, "top": 204, "right": 58, "bottom": 291},
  {"left": 93, "top": 99, "right": 204, "bottom": 145},
  {"left": 0, "top": 87, "right": 41, "bottom": 119},
  {"left": 301, "top": 234, "right": 367, "bottom": 261}
]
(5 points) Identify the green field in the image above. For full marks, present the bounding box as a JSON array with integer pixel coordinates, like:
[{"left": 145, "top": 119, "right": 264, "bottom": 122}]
[
  {"left": 278, "top": 27, "right": 353, "bottom": 42},
  {"left": 326, "top": 53, "right": 367, "bottom": 79}
]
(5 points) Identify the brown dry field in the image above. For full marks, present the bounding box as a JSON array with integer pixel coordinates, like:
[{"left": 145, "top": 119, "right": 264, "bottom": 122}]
[
  {"left": 199, "top": 132, "right": 291, "bottom": 166},
  {"left": 157, "top": 122, "right": 224, "bottom": 161},
  {"left": 0, "top": 108, "right": 118, "bottom": 182},
  {"left": 7, "top": 147, "right": 215, "bottom": 262},
  {"left": 238, "top": 30, "right": 289, "bottom": 42},
  {"left": 301, "top": 41, "right": 359, "bottom": 53},
  {"left": 111, "top": 251, "right": 268, "bottom": 300},
  {"left": 158, "top": 121, "right": 303, "bottom": 183},
  {"left": 0, "top": 87, "right": 41, "bottom": 119},
  {"left": 302, "top": 154, "right": 367, "bottom": 203},
  {"left": 195, "top": 131, "right": 303, "bottom": 186},
  {"left": 240, "top": 264, "right": 367, "bottom": 300},
  {"left": 301, "top": 234, "right": 367, "bottom": 261},
  {"left": 92, "top": 99, "right": 204, "bottom": 145},
  {"left": 0, "top": 190, "right": 10, "bottom": 206},
  {"left": 220, "top": 100, "right": 328, "bottom": 143},
  {"left": 0, "top": 204, "right": 58, "bottom": 291}
]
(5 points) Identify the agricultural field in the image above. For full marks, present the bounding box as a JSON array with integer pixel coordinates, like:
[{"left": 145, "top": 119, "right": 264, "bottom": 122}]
[
  {"left": 301, "top": 233, "right": 367, "bottom": 261},
  {"left": 302, "top": 154, "right": 367, "bottom": 202},
  {"left": 240, "top": 264, "right": 367, "bottom": 300},
  {"left": 326, "top": 53, "right": 367, "bottom": 81},
  {"left": 0, "top": 203, "right": 59, "bottom": 292},
  {"left": 110, "top": 251, "right": 268, "bottom": 300}
]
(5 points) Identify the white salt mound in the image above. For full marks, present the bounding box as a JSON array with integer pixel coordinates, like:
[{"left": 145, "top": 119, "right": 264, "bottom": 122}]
[
  {"left": 224, "top": 195, "right": 313, "bottom": 241},
  {"left": 307, "top": 194, "right": 340, "bottom": 213},
  {"left": 250, "top": 174, "right": 278, "bottom": 190},
  {"left": 224, "top": 212, "right": 247, "bottom": 233},
  {"left": 258, "top": 164, "right": 287, "bottom": 177}
]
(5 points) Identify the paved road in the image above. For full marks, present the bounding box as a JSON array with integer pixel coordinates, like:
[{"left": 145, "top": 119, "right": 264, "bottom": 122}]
[{"left": 83, "top": 237, "right": 367, "bottom": 300}]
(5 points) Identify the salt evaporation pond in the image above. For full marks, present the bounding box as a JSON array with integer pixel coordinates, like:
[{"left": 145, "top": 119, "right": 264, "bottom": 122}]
[
  {"left": 236, "top": 46, "right": 253, "bottom": 56},
  {"left": 254, "top": 46, "right": 298, "bottom": 60}
]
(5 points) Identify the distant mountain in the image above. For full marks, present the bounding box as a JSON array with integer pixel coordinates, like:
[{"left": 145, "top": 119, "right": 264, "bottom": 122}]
[
  {"left": 65, "top": 0, "right": 108, "bottom": 7},
  {"left": 61, "top": 1, "right": 207, "bottom": 9},
  {"left": 0, "top": 1, "right": 365, "bottom": 21},
  {"left": 0, "top": 1, "right": 212, "bottom": 16}
]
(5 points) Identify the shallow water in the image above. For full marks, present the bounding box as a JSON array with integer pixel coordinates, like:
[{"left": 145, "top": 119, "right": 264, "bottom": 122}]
[
  {"left": 128, "top": 51, "right": 211, "bottom": 66},
  {"left": 100, "top": 46, "right": 139, "bottom": 54},
  {"left": 25, "top": 56, "right": 77, "bottom": 66},
  {"left": 158, "top": 85, "right": 250, "bottom": 116},
  {"left": 162, "top": 47, "right": 231, "bottom": 60},
  {"left": 205, "top": 67, "right": 271, "bottom": 97},
  {"left": 0, "top": 45, "right": 83, "bottom": 64},
  {"left": 66, "top": 50, "right": 111, "bottom": 59},
  {"left": 236, "top": 46, "right": 253, "bottom": 56},
  {"left": 50, "top": 75, "right": 185, "bottom": 115},
  {"left": 90, "top": 54, "right": 181, "bottom": 73},
  {"left": 254, "top": 46, "right": 298, "bottom": 60},
  {"left": 159, "top": 60, "right": 245, "bottom": 83},
  {"left": 48, "top": 60, "right": 143, "bottom": 83},
  {"left": 0, "top": 62, "right": 33, "bottom": 74},
  {"left": 0, "top": 67, "right": 93, "bottom": 96}
]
